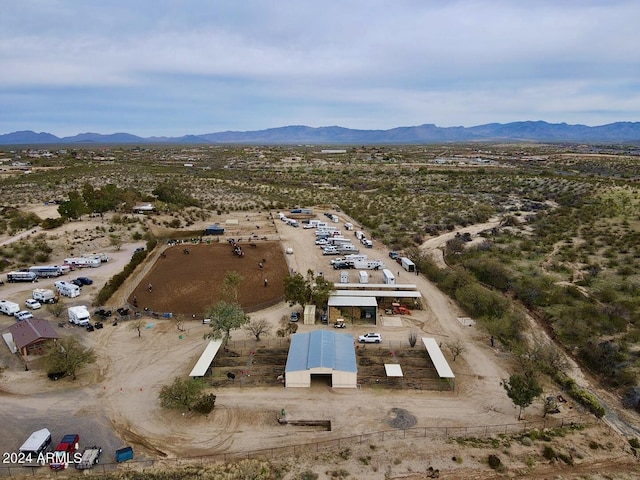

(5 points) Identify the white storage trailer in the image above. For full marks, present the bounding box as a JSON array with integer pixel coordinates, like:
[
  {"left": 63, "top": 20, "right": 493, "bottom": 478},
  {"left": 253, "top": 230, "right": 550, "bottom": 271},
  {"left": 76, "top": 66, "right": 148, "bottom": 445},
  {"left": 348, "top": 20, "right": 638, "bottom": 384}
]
[
  {"left": 358, "top": 271, "right": 369, "bottom": 284},
  {"left": 400, "top": 257, "right": 416, "bottom": 272},
  {"left": 19, "top": 428, "right": 52, "bottom": 455},
  {"left": 382, "top": 269, "right": 396, "bottom": 285}
]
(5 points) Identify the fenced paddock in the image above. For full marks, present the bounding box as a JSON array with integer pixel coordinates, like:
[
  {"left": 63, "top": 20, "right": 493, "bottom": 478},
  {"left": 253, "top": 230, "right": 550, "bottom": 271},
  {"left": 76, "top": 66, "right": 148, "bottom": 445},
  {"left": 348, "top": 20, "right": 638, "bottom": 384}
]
[{"left": 204, "top": 340, "right": 453, "bottom": 391}]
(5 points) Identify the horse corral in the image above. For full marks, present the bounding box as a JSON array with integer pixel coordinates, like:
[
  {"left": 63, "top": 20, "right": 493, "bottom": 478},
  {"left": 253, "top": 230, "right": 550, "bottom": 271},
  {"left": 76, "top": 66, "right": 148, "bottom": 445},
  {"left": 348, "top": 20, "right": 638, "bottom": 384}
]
[
  {"left": 206, "top": 342, "right": 450, "bottom": 390},
  {"left": 127, "top": 241, "right": 290, "bottom": 316}
]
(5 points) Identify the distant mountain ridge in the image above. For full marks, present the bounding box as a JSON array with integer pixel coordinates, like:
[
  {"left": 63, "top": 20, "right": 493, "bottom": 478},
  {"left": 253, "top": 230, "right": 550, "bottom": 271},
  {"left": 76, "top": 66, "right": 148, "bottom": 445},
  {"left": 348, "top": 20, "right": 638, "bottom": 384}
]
[{"left": 2, "top": 121, "right": 640, "bottom": 145}]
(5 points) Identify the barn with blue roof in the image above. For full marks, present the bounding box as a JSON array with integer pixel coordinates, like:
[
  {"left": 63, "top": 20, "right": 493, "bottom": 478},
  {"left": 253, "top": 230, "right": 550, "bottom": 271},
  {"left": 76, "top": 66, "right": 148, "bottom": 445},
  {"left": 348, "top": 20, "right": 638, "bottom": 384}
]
[{"left": 285, "top": 330, "right": 357, "bottom": 388}]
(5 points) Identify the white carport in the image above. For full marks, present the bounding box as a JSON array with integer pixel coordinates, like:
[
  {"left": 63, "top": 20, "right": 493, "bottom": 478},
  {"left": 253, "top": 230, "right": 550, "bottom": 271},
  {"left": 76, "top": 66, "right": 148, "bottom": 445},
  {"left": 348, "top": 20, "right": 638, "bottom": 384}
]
[
  {"left": 285, "top": 330, "right": 357, "bottom": 388},
  {"left": 422, "top": 337, "right": 455, "bottom": 389},
  {"left": 189, "top": 339, "right": 223, "bottom": 377}
]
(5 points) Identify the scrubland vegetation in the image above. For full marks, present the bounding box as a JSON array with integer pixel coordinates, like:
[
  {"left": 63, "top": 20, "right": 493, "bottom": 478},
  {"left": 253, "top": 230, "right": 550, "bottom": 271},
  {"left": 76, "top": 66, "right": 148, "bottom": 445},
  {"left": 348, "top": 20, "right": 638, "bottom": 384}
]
[{"left": 1, "top": 142, "right": 640, "bottom": 473}]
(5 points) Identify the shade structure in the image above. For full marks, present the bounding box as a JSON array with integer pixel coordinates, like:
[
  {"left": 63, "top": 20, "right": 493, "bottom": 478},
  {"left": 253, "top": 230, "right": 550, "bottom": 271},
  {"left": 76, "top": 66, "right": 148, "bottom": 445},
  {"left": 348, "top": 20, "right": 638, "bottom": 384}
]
[{"left": 189, "top": 339, "right": 223, "bottom": 377}]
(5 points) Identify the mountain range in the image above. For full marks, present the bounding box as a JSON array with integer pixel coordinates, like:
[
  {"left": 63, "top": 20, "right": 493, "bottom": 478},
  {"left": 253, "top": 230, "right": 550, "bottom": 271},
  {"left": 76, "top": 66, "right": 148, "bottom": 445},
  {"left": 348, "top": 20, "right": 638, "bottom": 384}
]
[{"left": 2, "top": 121, "right": 640, "bottom": 145}]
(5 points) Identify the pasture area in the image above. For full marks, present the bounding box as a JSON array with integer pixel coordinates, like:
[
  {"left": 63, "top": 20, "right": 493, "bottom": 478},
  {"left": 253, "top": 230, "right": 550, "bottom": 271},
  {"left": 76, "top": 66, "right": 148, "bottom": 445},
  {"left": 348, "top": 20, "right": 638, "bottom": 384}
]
[
  {"left": 206, "top": 341, "right": 449, "bottom": 391},
  {"left": 127, "top": 241, "right": 290, "bottom": 317}
]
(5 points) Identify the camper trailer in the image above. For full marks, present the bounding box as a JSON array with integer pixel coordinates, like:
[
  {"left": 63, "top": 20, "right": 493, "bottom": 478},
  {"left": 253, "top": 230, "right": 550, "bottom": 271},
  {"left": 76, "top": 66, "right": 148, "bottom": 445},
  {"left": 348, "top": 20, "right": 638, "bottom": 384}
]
[
  {"left": 54, "top": 281, "right": 80, "bottom": 298},
  {"left": 382, "top": 269, "right": 396, "bottom": 285},
  {"left": 68, "top": 306, "right": 90, "bottom": 326}
]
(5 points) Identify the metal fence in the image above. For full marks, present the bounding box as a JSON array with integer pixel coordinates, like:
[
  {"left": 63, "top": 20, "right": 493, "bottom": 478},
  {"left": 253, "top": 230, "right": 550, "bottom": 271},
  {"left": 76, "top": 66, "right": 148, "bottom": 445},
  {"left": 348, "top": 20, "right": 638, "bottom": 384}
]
[{"left": 0, "top": 416, "right": 597, "bottom": 477}]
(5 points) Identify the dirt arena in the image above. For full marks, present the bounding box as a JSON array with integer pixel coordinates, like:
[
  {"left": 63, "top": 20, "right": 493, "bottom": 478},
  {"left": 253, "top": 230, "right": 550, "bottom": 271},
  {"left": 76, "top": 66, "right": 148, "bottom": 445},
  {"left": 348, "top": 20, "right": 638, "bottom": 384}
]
[{"left": 127, "top": 241, "right": 290, "bottom": 317}]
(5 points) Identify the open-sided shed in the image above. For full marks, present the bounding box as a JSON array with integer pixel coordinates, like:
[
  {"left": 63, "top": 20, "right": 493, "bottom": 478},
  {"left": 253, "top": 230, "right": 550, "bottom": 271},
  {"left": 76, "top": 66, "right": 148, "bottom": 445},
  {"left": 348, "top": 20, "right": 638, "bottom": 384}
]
[
  {"left": 189, "top": 339, "right": 223, "bottom": 377},
  {"left": 285, "top": 330, "right": 357, "bottom": 388},
  {"left": 422, "top": 337, "right": 455, "bottom": 390},
  {"left": 327, "top": 295, "right": 378, "bottom": 324}
]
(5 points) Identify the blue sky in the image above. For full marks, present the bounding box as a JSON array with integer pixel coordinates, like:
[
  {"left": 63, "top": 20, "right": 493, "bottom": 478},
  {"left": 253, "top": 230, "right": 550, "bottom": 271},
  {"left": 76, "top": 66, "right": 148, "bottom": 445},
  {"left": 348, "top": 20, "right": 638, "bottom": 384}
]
[{"left": 2, "top": 0, "right": 639, "bottom": 137}]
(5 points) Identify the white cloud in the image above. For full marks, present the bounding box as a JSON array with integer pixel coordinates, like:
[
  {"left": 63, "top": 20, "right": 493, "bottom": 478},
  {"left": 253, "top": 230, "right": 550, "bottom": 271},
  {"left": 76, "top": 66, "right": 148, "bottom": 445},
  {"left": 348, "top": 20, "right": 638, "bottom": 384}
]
[{"left": 1, "top": 0, "right": 639, "bottom": 134}]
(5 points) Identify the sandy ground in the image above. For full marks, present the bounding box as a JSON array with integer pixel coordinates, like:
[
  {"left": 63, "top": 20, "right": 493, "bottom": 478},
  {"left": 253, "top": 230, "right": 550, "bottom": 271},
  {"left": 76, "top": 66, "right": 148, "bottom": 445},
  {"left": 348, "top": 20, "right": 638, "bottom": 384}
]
[{"left": 0, "top": 208, "right": 638, "bottom": 478}]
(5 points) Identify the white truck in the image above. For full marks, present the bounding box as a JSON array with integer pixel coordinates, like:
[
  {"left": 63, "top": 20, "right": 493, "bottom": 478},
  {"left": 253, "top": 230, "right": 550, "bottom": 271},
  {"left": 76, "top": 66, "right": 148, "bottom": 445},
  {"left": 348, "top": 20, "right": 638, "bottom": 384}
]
[
  {"left": 54, "top": 281, "right": 80, "bottom": 298},
  {"left": 76, "top": 446, "right": 102, "bottom": 469},
  {"left": 0, "top": 299, "right": 20, "bottom": 316},
  {"left": 19, "top": 428, "right": 52, "bottom": 456},
  {"left": 68, "top": 306, "right": 91, "bottom": 326},
  {"left": 33, "top": 288, "right": 57, "bottom": 304}
]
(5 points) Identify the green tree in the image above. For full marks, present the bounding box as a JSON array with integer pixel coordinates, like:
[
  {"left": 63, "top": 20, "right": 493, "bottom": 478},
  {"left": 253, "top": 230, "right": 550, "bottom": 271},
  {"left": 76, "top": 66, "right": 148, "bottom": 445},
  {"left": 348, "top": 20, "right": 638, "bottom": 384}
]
[
  {"left": 220, "top": 271, "right": 243, "bottom": 303},
  {"left": 159, "top": 376, "right": 206, "bottom": 411},
  {"left": 307, "top": 270, "right": 335, "bottom": 308},
  {"left": 503, "top": 373, "right": 543, "bottom": 420},
  {"left": 58, "top": 191, "right": 88, "bottom": 220},
  {"left": 283, "top": 272, "right": 311, "bottom": 308},
  {"left": 44, "top": 336, "right": 96, "bottom": 380},
  {"left": 204, "top": 300, "right": 250, "bottom": 343}
]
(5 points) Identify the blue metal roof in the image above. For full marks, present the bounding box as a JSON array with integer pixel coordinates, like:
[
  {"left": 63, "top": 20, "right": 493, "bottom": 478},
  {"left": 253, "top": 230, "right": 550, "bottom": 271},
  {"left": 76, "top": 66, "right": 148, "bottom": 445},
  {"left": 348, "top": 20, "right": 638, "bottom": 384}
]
[{"left": 286, "top": 330, "right": 357, "bottom": 373}]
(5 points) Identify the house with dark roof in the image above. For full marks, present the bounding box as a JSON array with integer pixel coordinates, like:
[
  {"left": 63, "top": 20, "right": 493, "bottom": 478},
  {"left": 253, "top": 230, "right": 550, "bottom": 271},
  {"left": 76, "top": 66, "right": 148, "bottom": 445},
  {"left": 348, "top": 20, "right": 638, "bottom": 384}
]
[{"left": 3, "top": 318, "right": 59, "bottom": 360}]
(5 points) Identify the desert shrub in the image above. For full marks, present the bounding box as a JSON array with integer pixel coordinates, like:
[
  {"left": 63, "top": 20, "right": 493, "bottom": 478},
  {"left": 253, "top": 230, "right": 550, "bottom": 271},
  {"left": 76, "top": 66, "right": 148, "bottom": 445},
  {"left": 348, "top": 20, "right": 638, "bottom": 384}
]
[
  {"left": 487, "top": 454, "right": 501, "bottom": 469},
  {"left": 41, "top": 217, "right": 66, "bottom": 229},
  {"left": 192, "top": 393, "right": 216, "bottom": 414},
  {"left": 542, "top": 445, "right": 556, "bottom": 461},
  {"left": 300, "top": 471, "right": 318, "bottom": 480},
  {"left": 629, "top": 438, "right": 640, "bottom": 449}
]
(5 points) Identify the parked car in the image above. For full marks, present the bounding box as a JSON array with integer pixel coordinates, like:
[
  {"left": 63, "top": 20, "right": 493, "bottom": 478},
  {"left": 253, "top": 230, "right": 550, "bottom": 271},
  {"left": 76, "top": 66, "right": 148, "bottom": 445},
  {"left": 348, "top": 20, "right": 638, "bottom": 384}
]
[
  {"left": 71, "top": 279, "right": 84, "bottom": 287},
  {"left": 76, "top": 277, "right": 93, "bottom": 285},
  {"left": 25, "top": 298, "right": 42, "bottom": 309},
  {"left": 15, "top": 310, "right": 34, "bottom": 321},
  {"left": 303, "top": 224, "right": 314, "bottom": 229},
  {"left": 315, "top": 238, "right": 328, "bottom": 245},
  {"left": 389, "top": 251, "right": 400, "bottom": 259},
  {"left": 133, "top": 247, "right": 145, "bottom": 254},
  {"left": 358, "top": 333, "right": 382, "bottom": 343},
  {"left": 290, "top": 311, "right": 300, "bottom": 322}
]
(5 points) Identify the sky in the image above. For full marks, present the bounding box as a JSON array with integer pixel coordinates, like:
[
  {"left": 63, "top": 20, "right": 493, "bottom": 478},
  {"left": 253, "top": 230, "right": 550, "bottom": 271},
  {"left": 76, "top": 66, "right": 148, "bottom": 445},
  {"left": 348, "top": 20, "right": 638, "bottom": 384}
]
[{"left": 1, "top": 0, "right": 639, "bottom": 137}]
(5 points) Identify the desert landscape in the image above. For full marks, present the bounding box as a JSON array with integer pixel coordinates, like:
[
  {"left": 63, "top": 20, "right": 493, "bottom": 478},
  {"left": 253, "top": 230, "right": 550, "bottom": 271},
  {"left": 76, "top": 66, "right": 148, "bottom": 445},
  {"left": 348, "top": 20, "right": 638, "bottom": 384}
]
[{"left": 0, "top": 144, "right": 639, "bottom": 479}]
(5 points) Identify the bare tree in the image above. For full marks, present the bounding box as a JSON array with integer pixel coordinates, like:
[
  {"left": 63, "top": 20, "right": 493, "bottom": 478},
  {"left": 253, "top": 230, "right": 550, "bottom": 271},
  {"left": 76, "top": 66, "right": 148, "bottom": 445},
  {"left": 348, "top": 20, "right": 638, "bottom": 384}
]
[
  {"left": 446, "top": 340, "right": 465, "bottom": 361},
  {"left": 243, "top": 318, "right": 271, "bottom": 341},
  {"left": 174, "top": 315, "right": 185, "bottom": 332},
  {"left": 130, "top": 319, "right": 143, "bottom": 337}
]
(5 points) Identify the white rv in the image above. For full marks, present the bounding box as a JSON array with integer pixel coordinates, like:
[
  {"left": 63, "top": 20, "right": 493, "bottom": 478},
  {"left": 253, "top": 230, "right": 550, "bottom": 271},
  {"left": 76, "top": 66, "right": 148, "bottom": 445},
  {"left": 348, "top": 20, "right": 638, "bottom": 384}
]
[
  {"left": 0, "top": 300, "right": 20, "bottom": 316},
  {"left": 54, "top": 281, "right": 80, "bottom": 298},
  {"left": 63, "top": 257, "right": 101, "bottom": 268},
  {"left": 33, "top": 288, "right": 57, "bottom": 304},
  {"left": 68, "top": 306, "right": 91, "bottom": 326}
]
